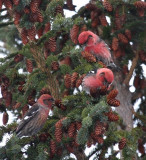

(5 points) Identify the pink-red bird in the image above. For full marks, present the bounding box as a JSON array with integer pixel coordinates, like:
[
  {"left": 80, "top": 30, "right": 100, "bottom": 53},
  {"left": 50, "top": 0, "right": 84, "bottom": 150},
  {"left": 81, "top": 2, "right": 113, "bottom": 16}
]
[
  {"left": 16, "top": 94, "right": 54, "bottom": 137},
  {"left": 78, "top": 31, "right": 114, "bottom": 66},
  {"left": 82, "top": 68, "right": 114, "bottom": 92}
]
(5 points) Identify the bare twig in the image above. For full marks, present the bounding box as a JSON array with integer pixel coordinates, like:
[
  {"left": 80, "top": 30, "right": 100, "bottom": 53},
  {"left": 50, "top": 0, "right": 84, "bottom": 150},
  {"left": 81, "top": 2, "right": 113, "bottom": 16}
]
[{"left": 123, "top": 51, "right": 139, "bottom": 86}]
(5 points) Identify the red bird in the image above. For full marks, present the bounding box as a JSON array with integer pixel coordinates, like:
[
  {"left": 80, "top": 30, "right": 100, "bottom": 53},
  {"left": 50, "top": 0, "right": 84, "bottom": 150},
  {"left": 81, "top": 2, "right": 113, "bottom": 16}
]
[
  {"left": 78, "top": 31, "right": 114, "bottom": 66},
  {"left": 82, "top": 68, "right": 114, "bottom": 92},
  {"left": 16, "top": 94, "right": 54, "bottom": 137}
]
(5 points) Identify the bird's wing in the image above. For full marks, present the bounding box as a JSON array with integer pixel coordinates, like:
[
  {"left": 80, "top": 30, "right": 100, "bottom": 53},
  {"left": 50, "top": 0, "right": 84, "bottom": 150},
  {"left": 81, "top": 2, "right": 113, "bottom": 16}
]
[{"left": 16, "top": 103, "right": 40, "bottom": 135}]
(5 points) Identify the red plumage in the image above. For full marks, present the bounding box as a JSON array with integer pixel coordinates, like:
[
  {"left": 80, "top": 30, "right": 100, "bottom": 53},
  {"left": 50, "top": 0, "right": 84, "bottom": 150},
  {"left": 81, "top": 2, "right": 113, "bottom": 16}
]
[
  {"left": 82, "top": 68, "right": 114, "bottom": 92},
  {"left": 16, "top": 94, "right": 54, "bottom": 137},
  {"left": 78, "top": 31, "right": 113, "bottom": 66}
]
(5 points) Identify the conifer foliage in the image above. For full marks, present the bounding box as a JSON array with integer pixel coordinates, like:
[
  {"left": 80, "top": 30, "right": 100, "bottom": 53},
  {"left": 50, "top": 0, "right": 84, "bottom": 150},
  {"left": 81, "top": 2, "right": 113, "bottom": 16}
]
[{"left": 0, "top": 0, "right": 145, "bottom": 160}]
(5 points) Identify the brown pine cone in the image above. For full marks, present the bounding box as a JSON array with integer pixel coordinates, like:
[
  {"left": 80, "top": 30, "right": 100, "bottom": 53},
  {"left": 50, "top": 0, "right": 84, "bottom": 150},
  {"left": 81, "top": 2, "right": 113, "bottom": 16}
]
[
  {"left": 50, "top": 140, "right": 57, "bottom": 155},
  {"left": 96, "top": 136, "right": 104, "bottom": 144},
  {"left": 12, "top": 0, "right": 20, "bottom": 5},
  {"left": 107, "top": 99, "right": 120, "bottom": 107},
  {"left": 118, "top": 33, "right": 129, "bottom": 44},
  {"left": 65, "top": 144, "right": 74, "bottom": 153},
  {"left": 37, "top": 27, "right": 44, "bottom": 39},
  {"left": 55, "top": 99, "right": 66, "bottom": 110},
  {"left": 14, "top": 54, "right": 24, "bottom": 63},
  {"left": 3, "top": 112, "right": 8, "bottom": 125},
  {"left": 39, "top": 133, "right": 49, "bottom": 142},
  {"left": 3, "top": 0, "right": 13, "bottom": 9},
  {"left": 107, "top": 111, "right": 119, "bottom": 121},
  {"left": 68, "top": 122, "right": 76, "bottom": 138},
  {"left": 70, "top": 24, "right": 79, "bottom": 44},
  {"left": 13, "top": 102, "right": 21, "bottom": 109},
  {"left": 64, "top": 74, "right": 71, "bottom": 89},
  {"left": 51, "top": 61, "right": 59, "bottom": 71},
  {"left": 122, "top": 65, "right": 129, "bottom": 75},
  {"left": 138, "top": 139, "right": 145, "bottom": 154},
  {"left": 30, "top": 0, "right": 39, "bottom": 13},
  {"left": 87, "top": 137, "right": 93, "bottom": 147},
  {"left": 24, "top": 6, "right": 30, "bottom": 14},
  {"left": 95, "top": 122, "right": 103, "bottom": 136},
  {"left": 118, "top": 137, "right": 126, "bottom": 150},
  {"left": 115, "top": 17, "right": 122, "bottom": 30},
  {"left": 27, "top": 26, "right": 36, "bottom": 41},
  {"left": 137, "top": 8, "right": 145, "bottom": 17},
  {"left": 86, "top": 3, "right": 98, "bottom": 11},
  {"left": 99, "top": 14, "right": 108, "bottom": 26},
  {"left": 29, "top": 12, "right": 39, "bottom": 22},
  {"left": 36, "top": 9, "right": 43, "bottom": 23},
  {"left": 91, "top": 18, "right": 99, "bottom": 28},
  {"left": 26, "top": 59, "right": 33, "bottom": 73},
  {"left": 71, "top": 72, "right": 79, "bottom": 88},
  {"left": 81, "top": 51, "right": 96, "bottom": 62},
  {"left": 40, "top": 87, "right": 50, "bottom": 95},
  {"left": 66, "top": 0, "right": 74, "bottom": 11},
  {"left": 112, "top": 37, "right": 119, "bottom": 51},
  {"left": 76, "top": 121, "right": 82, "bottom": 130},
  {"left": 76, "top": 74, "right": 86, "bottom": 88},
  {"left": 48, "top": 37, "right": 56, "bottom": 52},
  {"left": 134, "top": 75, "right": 140, "bottom": 89},
  {"left": 125, "top": 29, "right": 132, "bottom": 40},
  {"left": 5, "top": 91, "right": 12, "bottom": 107},
  {"left": 134, "top": 1, "right": 146, "bottom": 8},
  {"left": 140, "top": 79, "right": 145, "bottom": 89},
  {"left": 21, "top": 28, "right": 29, "bottom": 45},
  {"left": 80, "top": 24, "right": 87, "bottom": 32},
  {"left": 139, "top": 50, "right": 146, "bottom": 62},
  {"left": 44, "top": 22, "right": 51, "bottom": 33},
  {"left": 99, "top": 86, "right": 108, "bottom": 95},
  {"left": 55, "top": 5, "right": 64, "bottom": 16},
  {"left": 1, "top": 75, "right": 9, "bottom": 87},
  {"left": 55, "top": 120, "right": 63, "bottom": 142},
  {"left": 14, "top": 11, "right": 21, "bottom": 25},
  {"left": 103, "top": 0, "right": 112, "bottom": 12},
  {"left": 107, "top": 89, "right": 118, "bottom": 99}
]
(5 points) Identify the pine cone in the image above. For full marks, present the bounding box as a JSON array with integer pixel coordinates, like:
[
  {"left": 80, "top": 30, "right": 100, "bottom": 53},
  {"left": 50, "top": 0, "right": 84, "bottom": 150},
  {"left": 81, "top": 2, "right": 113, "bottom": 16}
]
[
  {"left": 67, "top": 0, "right": 74, "bottom": 10},
  {"left": 50, "top": 140, "right": 57, "bottom": 155},
  {"left": 24, "top": 6, "right": 30, "bottom": 14},
  {"left": 22, "top": 105, "right": 29, "bottom": 117},
  {"left": 99, "top": 86, "right": 108, "bottom": 95},
  {"left": 68, "top": 122, "right": 76, "bottom": 138},
  {"left": 113, "top": 47, "right": 125, "bottom": 58},
  {"left": 76, "top": 121, "right": 82, "bottom": 130},
  {"left": 134, "top": 75, "right": 140, "bottom": 88},
  {"left": 64, "top": 74, "right": 71, "bottom": 89},
  {"left": 134, "top": 1, "right": 146, "bottom": 8},
  {"left": 40, "top": 87, "right": 50, "bottom": 95},
  {"left": 87, "top": 137, "right": 93, "bottom": 147},
  {"left": 115, "top": 17, "right": 122, "bottom": 30},
  {"left": 14, "top": 11, "right": 21, "bottom": 25},
  {"left": 55, "top": 5, "right": 64, "bottom": 16},
  {"left": 29, "top": 13, "right": 39, "bottom": 22},
  {"left": 71, "top": 72, "right": 79, "bottom": 88},
  {"left": 91, "top": 18, "right": 99, "bottom": 28},
  {"left": 118, "top": 137, "right": 126, "bottom": 150},
  {"left": 44, "top": 22, "right": 51, "bottom": 33},
  {"left": 139, "top": 50, "right": 146, "bottom": 62},
  {"left": 96, "top": 136, "right": 104, "bottom": 144},
  {"left": 55, "top": 99, "right": 66, "bottom": 110},
  {"left": 118, "top": 33, "right": 129, "bottom": 44},
  {"left": 21, "top": 28, "right": 29, "bottom": 45},
  {"left": 37, "top": 27, "right": 44, "bottom": 39},
  {"left": 26, "top": 59, "right": 33, "bottom": 73},
  {"left": 35, "top": 9, "right": 43, "bottom": 23},
  {"left": 70, "top": 24, "right": 79, "bottom": 44},
  {"left": 85, "top": 3, "right": 98, "bottom": 11},
  {"left": 13, "top": 102, "right": 21, "bottom": 109},
  {"left": 90, "top": 87, "right": 99, "bottom": 98},
  {"left": 99, "top": 14, "right": 108, "bottom": 26},
  {"left": 80, "top": 24, "right": 87, "bottom": 32},
  {"left": 76, "top": 74, "right": 86, "bottom": 88},
  {"left": 27, "top": 26, "right": 36, "bottom": 41},
  {"left": 48, "top": 37, "right": 56, "bottom": 52},
  {"left": 90, "top": 11, "right": 98, "bottom": 20},
  {"left": 30, "top": 0, "right": 39, "bottom": 13},
  {"left": 137, "top": 8, "right": 145, "bottom": 17},
  {"left": 125, "top": 29, "right": 132, "bottom": 40},
  {"left": 3, "top": 112, "right": 8, "bottom": 125},
  {"left": 1, "top": 75, "right": 9, "bottom": 87},
  {"left": 0, "top": 0, "right": 3, "bottom": 10},
  {"left": 140, "top": 79, "right": 145, "bottom": 89},
  {"left": 51, "top": 61, "right": 59, "bottom": 71},
  {"left": 122, "top": 65, "right": 129, "bottom": 75},
  {"left": 12, "top": 0, "right": 20, "bottom": 5},
  {"left": 95, "top": 122, "right": 103, "bottom": 136},
  {"left": 55, "top": 120, "right": 63, "bottom": 142},
  {"left": 107, "top": 89, "right": 118, "bottom": 99},
  {"left": 138, "top": 139, "right": 145, "bottom": 154},
  {"left": 81, "top": 51, "right": 96, "bottom": 62},
  {"left": 107, "top": 99, "right": 120, "bottom": 107},
  {"left": 107, "top": 111, "right": 119, "bottom": 121},
  {"left": 65, "top": 144, "right": 74, "bottom": 153},
  {"left": 4, "top": 0, "right": 13, "bottom": 9},
  {"left": 14, "top": 54, "right": 24, "bottom": 63},
  {"left": 112, "top": 37, "right": 119, "bottom": 51},
  {"left": 39, "top": 133, "right": 49, "bottom": 142},
  {"left": 5, "top": 91, "right": 12, "bottom": 107},
  {"left": 103, "top": 0, "right": 112, "bottom": 12}
]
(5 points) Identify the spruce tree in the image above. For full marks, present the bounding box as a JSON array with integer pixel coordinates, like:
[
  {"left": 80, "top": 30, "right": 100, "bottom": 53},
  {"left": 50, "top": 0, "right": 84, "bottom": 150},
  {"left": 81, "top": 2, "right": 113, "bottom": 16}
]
[{"left": 0, "top": 0, "right": 145, "bottom": 159}]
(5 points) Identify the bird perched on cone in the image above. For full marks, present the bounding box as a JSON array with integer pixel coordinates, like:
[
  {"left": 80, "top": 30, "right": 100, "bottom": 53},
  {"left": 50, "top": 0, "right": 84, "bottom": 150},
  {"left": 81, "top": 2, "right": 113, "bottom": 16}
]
[
  {"left": 82, "top": 68, "right": 114, "bottom": 93},
  {"left": 16, "top": 94, "right": 54, "bottom": 137},
  {"left": 78, "top": 30, "right": 116, "bottom": 68}
]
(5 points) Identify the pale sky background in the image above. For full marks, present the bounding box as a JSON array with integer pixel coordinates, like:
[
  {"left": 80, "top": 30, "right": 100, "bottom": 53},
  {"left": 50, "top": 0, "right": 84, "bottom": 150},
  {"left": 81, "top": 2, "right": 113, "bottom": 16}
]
[{"left": 0, "top": 0, "right": 145, "bottom": 159}]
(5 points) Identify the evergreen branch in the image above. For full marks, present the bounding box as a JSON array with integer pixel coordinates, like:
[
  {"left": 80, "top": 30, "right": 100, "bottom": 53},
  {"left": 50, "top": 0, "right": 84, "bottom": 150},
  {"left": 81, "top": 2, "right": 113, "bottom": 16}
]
[
  {"left": 0, "top": 21, "right": 13, "bottom": 27},
  {"left": 0, "top": 14, "right": 9, "bottom": 21},
  {"left": 123, "top": 51, "right": 139, "bottom": 86}
]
